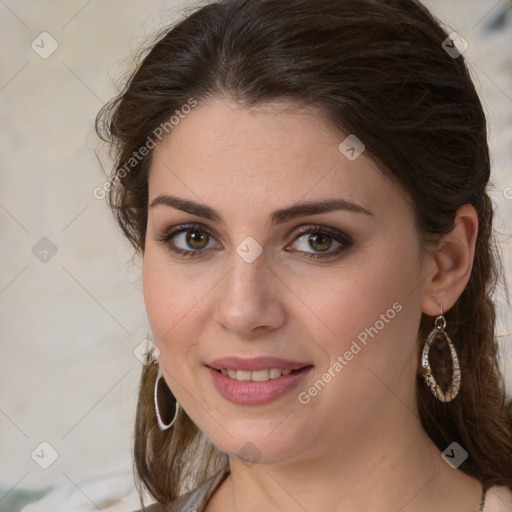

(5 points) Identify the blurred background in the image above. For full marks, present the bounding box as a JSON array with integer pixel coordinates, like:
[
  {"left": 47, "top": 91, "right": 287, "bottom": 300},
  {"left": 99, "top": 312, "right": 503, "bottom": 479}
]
[{"left": 0, "top": 0, "right": 511, "bottom": 510}]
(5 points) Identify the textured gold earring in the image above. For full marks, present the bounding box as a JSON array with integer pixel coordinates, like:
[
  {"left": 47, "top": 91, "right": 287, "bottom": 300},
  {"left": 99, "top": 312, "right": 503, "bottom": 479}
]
[{"left": 421, "top": 311, "right": 461, "bottom": 402}]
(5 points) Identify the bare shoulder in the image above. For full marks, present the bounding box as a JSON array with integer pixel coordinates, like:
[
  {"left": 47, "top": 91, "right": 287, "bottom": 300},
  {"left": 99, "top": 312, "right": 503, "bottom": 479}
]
[{"left": 485, "top": 485, "right": 512, "bottom": 512}]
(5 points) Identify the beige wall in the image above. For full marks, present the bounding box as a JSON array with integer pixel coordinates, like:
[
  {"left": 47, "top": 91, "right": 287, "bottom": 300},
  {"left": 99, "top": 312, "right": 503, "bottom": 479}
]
[{"left": 0, "top": 0, "right": 510, "bottom": 504}]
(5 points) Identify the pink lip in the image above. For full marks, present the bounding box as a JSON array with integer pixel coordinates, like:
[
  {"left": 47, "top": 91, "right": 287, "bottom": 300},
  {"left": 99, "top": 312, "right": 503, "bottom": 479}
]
[
  {"left": 206, "top": 359, "right": 314, "bottom": 405},
  {"left": 207, "top": 356, "right": 310, "bottom": 371}
]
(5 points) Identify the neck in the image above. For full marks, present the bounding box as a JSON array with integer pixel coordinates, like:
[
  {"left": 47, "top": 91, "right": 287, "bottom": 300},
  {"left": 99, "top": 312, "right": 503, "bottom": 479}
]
[{"left": 213, "top": 398, "right": 482, "bottom": 512}]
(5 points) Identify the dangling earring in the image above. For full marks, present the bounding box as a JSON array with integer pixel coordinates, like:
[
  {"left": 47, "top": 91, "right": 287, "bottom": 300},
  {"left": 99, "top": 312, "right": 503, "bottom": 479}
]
[
  {"left": 154, "top": 365, "right": 180, "bottom": 431},
  {"left": 421, "top": 309, "right": 461, "bottom": 402}
]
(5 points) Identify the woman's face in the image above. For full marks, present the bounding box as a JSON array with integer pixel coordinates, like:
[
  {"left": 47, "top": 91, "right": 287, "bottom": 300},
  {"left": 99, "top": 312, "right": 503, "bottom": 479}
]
[{"left": 144, "top": 97, "right": 430, "bottom": 464}]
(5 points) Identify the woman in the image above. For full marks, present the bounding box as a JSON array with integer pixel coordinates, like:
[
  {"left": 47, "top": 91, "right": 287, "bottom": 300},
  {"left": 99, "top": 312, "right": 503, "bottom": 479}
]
[{"left": 96, "top": 0, "right": 512, "bottom": 510}]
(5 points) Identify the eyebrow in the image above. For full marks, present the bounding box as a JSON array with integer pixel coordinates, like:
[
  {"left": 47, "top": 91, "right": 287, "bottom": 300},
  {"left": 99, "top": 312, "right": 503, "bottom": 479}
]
[{"left": 149, "top": 194, "right": 373, "bottom": 226}]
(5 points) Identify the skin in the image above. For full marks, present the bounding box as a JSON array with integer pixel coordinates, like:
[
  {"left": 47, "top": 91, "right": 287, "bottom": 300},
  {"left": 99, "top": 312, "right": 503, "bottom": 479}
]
[{"left": 143, "top": 97, "right": 481, "bottom": 512}]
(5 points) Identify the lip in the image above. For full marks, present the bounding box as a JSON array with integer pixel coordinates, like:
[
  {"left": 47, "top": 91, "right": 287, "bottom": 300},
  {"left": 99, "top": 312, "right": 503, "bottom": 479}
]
[
  {"left": 207, "top": 356, "right": 311, "bottom": 372},
  {"left": 206, "top": 358, "right": 314, "bottom": 405}
]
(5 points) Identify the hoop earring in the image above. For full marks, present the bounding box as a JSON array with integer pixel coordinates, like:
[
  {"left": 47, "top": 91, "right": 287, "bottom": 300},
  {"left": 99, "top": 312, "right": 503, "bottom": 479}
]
[
  {"left": 421, "top": 312, "right": 461, "bottom": 402},
  {"left": 154, "top": 366, "right": 180, "bottom": 431}
]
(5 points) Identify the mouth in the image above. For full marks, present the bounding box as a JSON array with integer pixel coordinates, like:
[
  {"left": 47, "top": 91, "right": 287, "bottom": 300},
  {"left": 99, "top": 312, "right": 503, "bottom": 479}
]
[
  {"left": 205, "top": 357, "right": 314, "bottom": 405},
  {"left": 207, "top": 355, "right": 312, "bottom": 372},
  {"left": 214, "top": 367, "right": 311, "bottom": 382}
]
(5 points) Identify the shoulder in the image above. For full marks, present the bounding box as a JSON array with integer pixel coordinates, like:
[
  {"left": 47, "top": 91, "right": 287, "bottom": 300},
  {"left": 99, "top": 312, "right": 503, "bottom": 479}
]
[
  {"left": 130, "top": 466, "right": 230, "bottom": 512},
  {"left": 484, "top": 485, "right": 512, "bottom": 512}
]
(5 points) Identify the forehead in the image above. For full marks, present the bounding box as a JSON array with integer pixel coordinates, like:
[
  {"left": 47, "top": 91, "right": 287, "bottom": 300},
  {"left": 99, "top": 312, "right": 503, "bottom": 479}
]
[
  {"left": 154, "top": 98, "right": 340, "bottom": 166},
  {"left": 148, "top": 97, "right": 401, "bottom": 222}
]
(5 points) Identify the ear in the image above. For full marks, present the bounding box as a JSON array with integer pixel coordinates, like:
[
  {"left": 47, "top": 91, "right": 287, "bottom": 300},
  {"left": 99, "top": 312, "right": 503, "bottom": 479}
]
[{"left": 421, "top": 204, "right": 478, "bottom": 316}]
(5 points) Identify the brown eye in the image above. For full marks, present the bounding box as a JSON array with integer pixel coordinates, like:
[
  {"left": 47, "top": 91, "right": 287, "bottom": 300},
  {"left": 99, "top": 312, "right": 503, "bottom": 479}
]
[
  {"left": 155, "top": 224, "right": 220, "bottom": 258},
  {"left": 156, "top": 223, "right": 353, "bottom": 260},
  {"left": 185, "top": 230, "right": 210, "bottom": 250},
  {"left": 307, "top": 233, "right": 333, "bottom": 252},
  {"left": 287, "top": 225, "right": 353, "bottom": 259}
]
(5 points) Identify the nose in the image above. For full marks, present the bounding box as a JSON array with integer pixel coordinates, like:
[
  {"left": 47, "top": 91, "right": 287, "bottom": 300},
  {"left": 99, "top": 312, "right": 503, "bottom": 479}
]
[{"left": 213, "top": 250, "right": 286, "bottom": 339}]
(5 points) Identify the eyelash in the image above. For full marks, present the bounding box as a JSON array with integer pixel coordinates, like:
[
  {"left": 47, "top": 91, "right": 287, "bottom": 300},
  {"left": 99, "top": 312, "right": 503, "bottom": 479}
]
[{"left": 155, "top": 223, "right": 353, "bottom": 260}]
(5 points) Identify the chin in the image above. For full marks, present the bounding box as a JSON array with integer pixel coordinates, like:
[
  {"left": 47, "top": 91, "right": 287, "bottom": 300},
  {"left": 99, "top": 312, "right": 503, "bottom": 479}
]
[{"left": 206, "top": 423, "right": 309, "bottom": 466}]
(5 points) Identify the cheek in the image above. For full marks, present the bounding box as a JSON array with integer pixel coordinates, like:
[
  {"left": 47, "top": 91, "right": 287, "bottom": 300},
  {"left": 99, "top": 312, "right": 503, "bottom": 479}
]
[
  {"left": 297, "top": 238, "right": 423, "bottom": 380},
  {"left": 143, "top": 251, "right": 187, "bottom": 351},
  {"left": 142, "top": 249, "right": 215, "bottom": 360},
  {"left": 302, "top": 242, "right": 424, "bottom": 415}
]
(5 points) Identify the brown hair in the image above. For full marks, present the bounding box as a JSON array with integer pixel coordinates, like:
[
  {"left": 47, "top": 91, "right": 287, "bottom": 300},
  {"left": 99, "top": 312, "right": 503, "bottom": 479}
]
[{"left": 96, "top": 0, "right": 512, "bottom": 507}]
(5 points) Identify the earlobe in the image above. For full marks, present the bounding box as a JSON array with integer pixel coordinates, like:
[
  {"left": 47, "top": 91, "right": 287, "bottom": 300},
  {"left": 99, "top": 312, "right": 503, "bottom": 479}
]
[{"left": 421, "top": 204, "right": 478, "bottom": 316}]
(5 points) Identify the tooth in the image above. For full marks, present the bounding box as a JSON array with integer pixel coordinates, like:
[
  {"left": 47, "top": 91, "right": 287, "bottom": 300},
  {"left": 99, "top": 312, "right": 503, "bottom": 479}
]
[
  {"left": 269, "top": 368, "right": 282, "bottom": 379},
  {"left": 251, "top": 369, "right": 270, "bottom": 381},
  {"left": 221, "top": 368, "right": 296, "bottom": 380}
]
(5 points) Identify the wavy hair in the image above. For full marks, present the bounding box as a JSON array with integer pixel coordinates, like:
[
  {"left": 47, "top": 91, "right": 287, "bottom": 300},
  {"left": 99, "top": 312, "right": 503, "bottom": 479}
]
[{"left": 95, "top": 0, "right": 512, "bottom": 507}]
